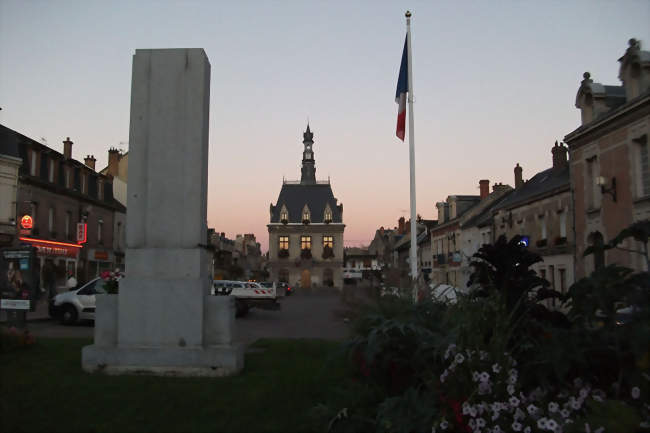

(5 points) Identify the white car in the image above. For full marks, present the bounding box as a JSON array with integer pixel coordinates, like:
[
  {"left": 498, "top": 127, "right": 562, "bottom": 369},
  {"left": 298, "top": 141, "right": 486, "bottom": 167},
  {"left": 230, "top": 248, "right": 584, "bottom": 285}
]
[
  {"left": 212, "top": 280, "right": 279, "bottom": 317},
  {"left": 49, "top": 277, "right": 105, "bottom": 325}
]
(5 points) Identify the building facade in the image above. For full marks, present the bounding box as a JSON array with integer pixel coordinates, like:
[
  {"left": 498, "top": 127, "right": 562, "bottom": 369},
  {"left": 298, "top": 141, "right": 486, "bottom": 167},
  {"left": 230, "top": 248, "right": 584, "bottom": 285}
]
[
  {"left": 267, "top": 126, "right": 345, "bottom": 288},
  {"left": 1, "top": 124, "right": 125, "bottom": 286},
  {"left": 0, "top": 135, "right": 22, "bottom": 248},
  {"left": 565, "top": 38, "right": 650, "bottom": 278},
  {"left": 493, "top": 144, "right": 575, "bottom": 299}
]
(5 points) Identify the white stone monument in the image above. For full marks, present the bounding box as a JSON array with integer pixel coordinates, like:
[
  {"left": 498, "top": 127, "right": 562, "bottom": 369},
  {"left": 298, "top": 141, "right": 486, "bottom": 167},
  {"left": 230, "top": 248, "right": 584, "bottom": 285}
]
[{"left": 82, "top": 48, "right": 244, "bottom": 376}]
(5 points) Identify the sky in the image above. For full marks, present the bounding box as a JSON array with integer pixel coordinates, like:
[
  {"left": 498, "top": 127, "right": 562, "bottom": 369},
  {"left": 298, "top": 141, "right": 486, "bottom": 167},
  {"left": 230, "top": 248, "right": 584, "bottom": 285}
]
[{"left": 1, "top": 0, "right": 649, "bottom": 252}]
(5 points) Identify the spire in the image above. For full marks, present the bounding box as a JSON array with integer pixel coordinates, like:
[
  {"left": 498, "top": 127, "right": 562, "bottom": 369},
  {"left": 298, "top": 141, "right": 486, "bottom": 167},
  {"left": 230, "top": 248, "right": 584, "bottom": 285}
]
[{"left": 300, "top": 124, "right": 316, "bottom": 184}]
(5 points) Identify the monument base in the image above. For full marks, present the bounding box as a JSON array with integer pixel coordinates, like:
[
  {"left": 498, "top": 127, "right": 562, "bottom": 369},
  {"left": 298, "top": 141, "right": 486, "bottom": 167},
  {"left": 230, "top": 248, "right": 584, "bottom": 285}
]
[{"left": 81, "top": 343, "right": 244, "bottom": 377}]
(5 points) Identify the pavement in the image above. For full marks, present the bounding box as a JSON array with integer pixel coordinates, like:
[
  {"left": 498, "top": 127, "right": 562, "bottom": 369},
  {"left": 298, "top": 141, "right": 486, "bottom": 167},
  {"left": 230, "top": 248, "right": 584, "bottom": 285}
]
[{"left": 2, "top": 290, "right": 353, "bottom": 345}]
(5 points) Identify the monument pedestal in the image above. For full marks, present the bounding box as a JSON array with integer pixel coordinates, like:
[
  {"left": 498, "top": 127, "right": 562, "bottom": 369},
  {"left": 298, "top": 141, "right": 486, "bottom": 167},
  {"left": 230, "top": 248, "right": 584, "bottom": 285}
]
[{"left": 81, "top": 48, "right": 243, "bottom": 376}]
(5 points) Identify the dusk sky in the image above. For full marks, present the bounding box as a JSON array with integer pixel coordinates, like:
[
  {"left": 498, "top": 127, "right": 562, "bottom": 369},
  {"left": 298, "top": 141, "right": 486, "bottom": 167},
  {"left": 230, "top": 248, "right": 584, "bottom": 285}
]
[{"left": 1, "top": 1, "right": 649, "bottom": 252}]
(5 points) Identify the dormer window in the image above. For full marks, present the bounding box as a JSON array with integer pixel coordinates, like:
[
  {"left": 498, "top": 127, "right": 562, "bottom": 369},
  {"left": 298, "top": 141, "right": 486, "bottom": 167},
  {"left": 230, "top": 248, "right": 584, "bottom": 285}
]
[
  {"left": 324, "top": 205, "right": 332, "bottom": 223},
  {"left": 302, "top": 205, "right": 311, "bottom": 224},
  {"left": 280, "top": 205, "right": 289, "bottom": 224}
]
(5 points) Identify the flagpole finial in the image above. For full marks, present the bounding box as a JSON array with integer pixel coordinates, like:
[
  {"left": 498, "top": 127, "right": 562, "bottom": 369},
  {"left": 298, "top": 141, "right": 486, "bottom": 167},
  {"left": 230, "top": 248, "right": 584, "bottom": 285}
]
[{"left": 405, "top": 10, "right": 411, "bottom": 18}]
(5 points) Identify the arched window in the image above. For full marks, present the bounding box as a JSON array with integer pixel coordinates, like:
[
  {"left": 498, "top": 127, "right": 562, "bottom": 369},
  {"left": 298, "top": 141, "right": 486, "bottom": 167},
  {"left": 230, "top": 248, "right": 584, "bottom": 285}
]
[{"left": 302, "top": 205, "right": 311, "bottom": 223}]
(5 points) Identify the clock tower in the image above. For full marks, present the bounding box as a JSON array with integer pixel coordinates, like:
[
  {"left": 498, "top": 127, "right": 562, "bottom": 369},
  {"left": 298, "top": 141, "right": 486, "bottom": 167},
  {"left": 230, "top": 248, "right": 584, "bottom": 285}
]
[{"left": 300, "top": 124, "right": 316, "bottom": 185}]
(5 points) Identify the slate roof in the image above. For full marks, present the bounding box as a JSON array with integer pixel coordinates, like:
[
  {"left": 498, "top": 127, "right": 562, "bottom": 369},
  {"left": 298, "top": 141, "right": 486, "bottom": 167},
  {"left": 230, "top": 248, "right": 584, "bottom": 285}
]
[
  {"left": 493, "top": 165, "right": 569, "bottom": 211},
  {"left": 0, "top": 124, "right": 24, "bottom": 159},
  {"left": 270, "top": 183, "right": 342, "bottom": 223}
]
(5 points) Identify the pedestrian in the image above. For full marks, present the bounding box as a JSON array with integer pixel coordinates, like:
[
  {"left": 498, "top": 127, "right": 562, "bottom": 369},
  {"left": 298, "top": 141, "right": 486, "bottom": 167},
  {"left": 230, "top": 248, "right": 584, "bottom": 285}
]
[
  {"left": 43, "top": 262, "right": 56, "bottom": 299},
  {"left": 66, "top": 271, "right": 78, "bottom": 290}
]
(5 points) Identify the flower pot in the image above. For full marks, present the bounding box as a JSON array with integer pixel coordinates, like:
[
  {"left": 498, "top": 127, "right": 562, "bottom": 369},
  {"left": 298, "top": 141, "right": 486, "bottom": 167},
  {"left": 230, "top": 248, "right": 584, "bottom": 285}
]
[{"left": 94, "top": 294, "right": 118, "bottom": 347}]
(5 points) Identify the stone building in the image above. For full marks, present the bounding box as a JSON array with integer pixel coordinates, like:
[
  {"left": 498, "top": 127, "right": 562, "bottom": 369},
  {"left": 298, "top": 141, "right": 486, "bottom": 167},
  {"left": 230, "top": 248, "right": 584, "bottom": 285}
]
[
  {"left": 99, "top": 148, "right": 128, "bottom": 269},
  {"left": 0, "top": 132, "right": 22, "bottom": 248},
  {"left": 267, "top": 126, "right": 344, "bottom": 289},
  {"left": 430, "top": 195, "right": 481, "bottom": 287},
  {"left": 565, "top": 38, "right": 650, "bottom": 278},
  {"left": 493, "top": 143, "right": 574, "bottom": 299},
  {"left": 1, "top": 124, "right": 125, "bottom": 285}
]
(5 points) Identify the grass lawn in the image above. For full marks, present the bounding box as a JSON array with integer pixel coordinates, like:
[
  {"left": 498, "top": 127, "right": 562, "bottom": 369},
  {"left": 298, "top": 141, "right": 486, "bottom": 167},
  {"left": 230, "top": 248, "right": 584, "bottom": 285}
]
[{"left": 0, "top": 337, "right": 352, "bottom": 433}]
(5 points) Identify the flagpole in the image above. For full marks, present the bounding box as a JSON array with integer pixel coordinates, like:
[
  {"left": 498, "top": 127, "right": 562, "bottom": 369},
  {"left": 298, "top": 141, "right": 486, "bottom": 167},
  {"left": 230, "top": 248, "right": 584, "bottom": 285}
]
[{"left": 406, "top": 10, "right": 418, "bottom": 302}]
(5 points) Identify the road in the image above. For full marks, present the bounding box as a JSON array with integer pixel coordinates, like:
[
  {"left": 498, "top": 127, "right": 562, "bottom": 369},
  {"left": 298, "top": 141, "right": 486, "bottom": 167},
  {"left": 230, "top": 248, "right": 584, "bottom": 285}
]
[{"left": 19, "top": 291, "right": 353, "bottom": 346}]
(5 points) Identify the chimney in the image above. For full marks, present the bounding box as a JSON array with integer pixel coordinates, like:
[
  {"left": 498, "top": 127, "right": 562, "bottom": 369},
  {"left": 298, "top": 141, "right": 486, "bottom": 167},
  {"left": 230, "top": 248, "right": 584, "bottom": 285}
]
[
  {"left": 552, "top": 141, "right": 568, "bottom": 170},
  {"left": 63, "top": 137, "right": 73, "bottom": 159},
  {"left": 398, "top": 217, "right": 406, "bottom": 234},
  {"left": 84, "top": 155, "right": 96, "bottom": 170},
  {"left": 108, "top": 148, "right": 120, "bottom": 177},
  {"left": 479, "top": 179, "right": 490, "bottom": 200},
  {"left": 492, "top": 182, "right": 509, "bottom": 192},
  {"left": 514, "top": 163, "right": 523, "bottom": 189}
]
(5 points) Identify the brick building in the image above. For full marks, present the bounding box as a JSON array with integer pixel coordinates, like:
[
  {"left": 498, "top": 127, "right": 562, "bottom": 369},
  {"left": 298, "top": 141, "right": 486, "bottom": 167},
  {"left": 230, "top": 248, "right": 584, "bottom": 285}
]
[{"left": 565, "top": 38, "right": 650, "bottom": 278}]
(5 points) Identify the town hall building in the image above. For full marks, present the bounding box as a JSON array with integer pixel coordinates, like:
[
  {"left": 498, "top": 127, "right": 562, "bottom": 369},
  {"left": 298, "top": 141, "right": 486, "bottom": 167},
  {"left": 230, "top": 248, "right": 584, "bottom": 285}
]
[{"left": 267, "top": 125, "right": 344, "bottom": 289}]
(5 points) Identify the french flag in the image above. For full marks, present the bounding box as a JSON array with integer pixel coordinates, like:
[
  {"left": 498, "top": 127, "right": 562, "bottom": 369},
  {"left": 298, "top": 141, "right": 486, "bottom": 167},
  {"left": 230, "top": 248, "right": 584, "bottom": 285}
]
[{"left": 395, "top": 35, "right": 408, "bottom": 141}]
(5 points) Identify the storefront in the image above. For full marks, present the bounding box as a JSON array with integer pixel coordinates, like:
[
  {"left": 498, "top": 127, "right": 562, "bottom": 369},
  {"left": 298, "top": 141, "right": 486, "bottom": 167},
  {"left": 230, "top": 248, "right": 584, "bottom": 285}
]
[
  {"left": 86, "top": 248, "right": 115, "bottom": 278},
  {"left": 17, "top": 236, "right": 82, "bottom": 288}
]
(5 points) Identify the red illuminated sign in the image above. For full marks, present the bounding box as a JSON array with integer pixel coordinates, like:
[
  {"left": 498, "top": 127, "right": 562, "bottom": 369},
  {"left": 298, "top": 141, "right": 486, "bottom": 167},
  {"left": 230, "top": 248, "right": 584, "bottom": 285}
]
[
  {"left": 20, "top": 215, "right": 33, "bottom": 229},
  {"left": 77, "top": 223, "right": 87, "bottom": 244},
  {"left": 18, "top": 237, "right": 82, "bottom": 258}
]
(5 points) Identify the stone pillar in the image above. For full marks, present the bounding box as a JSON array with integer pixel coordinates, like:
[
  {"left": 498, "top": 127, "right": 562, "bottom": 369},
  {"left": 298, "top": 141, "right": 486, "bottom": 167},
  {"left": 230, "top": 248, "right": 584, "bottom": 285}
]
[{"left": 82, "top": 49, "right": 243, "bottom": 376}]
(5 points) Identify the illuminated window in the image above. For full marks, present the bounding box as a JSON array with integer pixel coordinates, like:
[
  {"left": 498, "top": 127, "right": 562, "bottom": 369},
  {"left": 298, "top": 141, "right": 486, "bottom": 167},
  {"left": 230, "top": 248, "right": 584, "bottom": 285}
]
[
  {"left": 302, "top": 206, "right": 310, "bottom": 222},
  {"left": 280, "top": 206, "right": 288, "bottom": 221},
  {"left": 279, "top": 236, "right": 289, "bottom": 250},
  {"left": 324, "top": 206, "right": 332, "bottom": 222},
  {"left": 301, "top": 236, "right": 311, "bottom": 250},
  {"left": 322, "top": 236, "right": 333, "bottom": 248}
]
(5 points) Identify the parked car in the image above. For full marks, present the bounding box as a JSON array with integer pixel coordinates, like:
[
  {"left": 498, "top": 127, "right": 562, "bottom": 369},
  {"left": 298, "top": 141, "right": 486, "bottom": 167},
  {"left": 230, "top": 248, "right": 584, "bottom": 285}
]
[
  {"left": 212, "top": 280, "right": 280, "bottom": 317},
  {"left": 49, "top": 277, "right": 105, "bottom": 325}
]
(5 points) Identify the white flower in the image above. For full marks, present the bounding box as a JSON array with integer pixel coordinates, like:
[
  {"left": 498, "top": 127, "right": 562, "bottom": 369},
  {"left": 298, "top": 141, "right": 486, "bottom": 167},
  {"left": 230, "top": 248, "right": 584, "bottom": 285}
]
[
  {"left": 479, "top": 372, "right": 490, "bottom": 383},
  {"left": 537, "top": 418, "right": 548, "bottom": 430},
  {"left": 631, "top": 386, "right": 640, "bottom": 399},
  {"left": 462, "top": 402, "right": 471, "bottom": 415},
  {"left": 509, "top": 396, "right": 520, "bottom": 407},
  {"left": 580, "top": 388, "right": 589, "bottom": 399},
  {"left": 512, "top": 421, "right": 523, "bottom": 432},
  {"left": 476, "top": 417, "right": 486, "bottom": 428},
  {"left": 455, "top": 353, "right": 465, "bottom": 364},
  {"left": 473, "top": 371, "right": 480, "bottom": 382},
  {"left": 523, "top": 427, "right": 531, "bottom": 433},
  {"left": 508, "top": 384, "right": 516, "bottom": 395},
  {"left": 493, "top": 425, "right": 502, "bottom": 433},
  {"left": 440, "top": 371, "right": 447, "bottom": 383},
  {"left": 560, "top": 408, "right": 570, "bottom": 418},
  {"left": 527, "top": 404, "right": 538, "bottom": 415},
  {"left": 492, "top": 363, "right": 502, "bottom": 374},
  {"left": 548, "top": 402, "right": 559, "bottom": 413},
  {"left": 439, "top": 420, "right": 448, "bottom": 430},
  {"left": 469, "top": 406, "right": 477, "bottom": 418},
  {"left": 546, "top": 419, "right": 558, "bottom": 430},
  {"left": 492, "top": 411, "right": 500, "bottom": 421},
  {"left": 468, "top": 419, "right": 476, "bottom": 430},
  {"left": 508, "top": 375, "right": 518, "bottom": 385}
]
